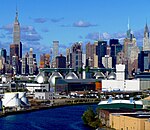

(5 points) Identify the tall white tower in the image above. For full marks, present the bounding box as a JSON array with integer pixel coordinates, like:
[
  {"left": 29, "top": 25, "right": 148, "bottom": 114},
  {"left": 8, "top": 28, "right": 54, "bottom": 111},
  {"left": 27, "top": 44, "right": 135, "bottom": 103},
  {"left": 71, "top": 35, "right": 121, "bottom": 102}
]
[{"left": 116, "top": 64, "right": 125, "bottom": 81}]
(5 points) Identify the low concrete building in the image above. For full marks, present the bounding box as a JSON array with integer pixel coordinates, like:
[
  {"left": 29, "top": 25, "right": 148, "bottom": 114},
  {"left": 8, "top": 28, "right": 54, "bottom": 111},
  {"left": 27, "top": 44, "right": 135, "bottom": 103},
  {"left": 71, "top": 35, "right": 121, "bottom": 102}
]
[
  {"left": 26, "top": 83, "right": 49, "bottom": 93},
  {"left": 102, "top": 64, "right": 140, "bottom": 91},
  {"left": 102, "top": 79, "right": 140, "bottom": 91},
  {"left": 34, "top": 92, "right": 53, "bottom": 100}
]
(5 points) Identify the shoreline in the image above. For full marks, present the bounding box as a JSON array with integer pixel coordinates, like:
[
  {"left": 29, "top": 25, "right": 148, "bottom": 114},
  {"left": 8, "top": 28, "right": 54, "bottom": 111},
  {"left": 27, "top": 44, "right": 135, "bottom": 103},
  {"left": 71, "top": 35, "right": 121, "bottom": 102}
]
[{"left": 0, "top": 98, "right": 99, "bottom": 118}]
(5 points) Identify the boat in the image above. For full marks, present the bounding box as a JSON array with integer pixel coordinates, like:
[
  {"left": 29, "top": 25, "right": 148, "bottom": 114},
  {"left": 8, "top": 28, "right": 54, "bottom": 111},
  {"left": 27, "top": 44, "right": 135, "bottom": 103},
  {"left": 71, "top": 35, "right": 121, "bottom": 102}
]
[{"left": 98, "top": 97, "right": 143, "bottom": 109}]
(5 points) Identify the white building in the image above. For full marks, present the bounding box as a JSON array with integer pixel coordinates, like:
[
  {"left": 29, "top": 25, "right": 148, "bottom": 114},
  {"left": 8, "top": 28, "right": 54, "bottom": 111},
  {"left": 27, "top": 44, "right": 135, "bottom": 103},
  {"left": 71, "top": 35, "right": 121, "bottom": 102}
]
[
  {"left": 102, "top": 64, "right": 140, "bottom": 91},
  {"left": 34, "top": 92, "right": 52, "bottom": 100}
]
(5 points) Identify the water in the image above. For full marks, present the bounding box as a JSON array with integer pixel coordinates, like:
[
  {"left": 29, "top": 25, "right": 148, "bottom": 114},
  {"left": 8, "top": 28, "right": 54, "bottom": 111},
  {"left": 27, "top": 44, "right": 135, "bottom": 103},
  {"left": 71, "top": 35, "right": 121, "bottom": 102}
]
[{"left": 0, "top": 104, "right": 97, "bottom": 130}]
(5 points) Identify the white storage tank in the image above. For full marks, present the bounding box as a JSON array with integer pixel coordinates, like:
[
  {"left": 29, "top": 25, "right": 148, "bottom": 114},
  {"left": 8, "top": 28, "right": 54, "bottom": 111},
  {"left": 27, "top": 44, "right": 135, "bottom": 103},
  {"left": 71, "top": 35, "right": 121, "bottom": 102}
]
[
  {"left": 107, "top": 72, "right": 116, "bottom": 80},
  {"left": 65, "top": 72, "right": 78, "bottom": 79},
  {"left": 18, "top": 92, "right": 29, "bottom": 106},
  {"left": 94, "top": 71, "right": 106, "bottom": 79},
  {"left": 35, "top": 72, "right": 45, "bottom": 83},
  {"left": 48, "top": 72, "right": 63, "bottom": 87},
  {"left": 2, "top": 93, "right": 20, "bottom": 108}
]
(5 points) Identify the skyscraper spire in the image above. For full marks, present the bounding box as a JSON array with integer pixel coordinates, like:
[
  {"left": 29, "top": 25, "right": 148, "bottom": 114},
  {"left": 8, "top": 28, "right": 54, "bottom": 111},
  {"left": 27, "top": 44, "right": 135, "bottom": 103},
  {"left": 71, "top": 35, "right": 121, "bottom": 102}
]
[
  {"left": 13, "top": 6, "right": 22, "bottom": 59},
  {"left": 128, "top": 17, "right": 130, "bottom": 30},
  {"left": 144, "top": 19, "right": 149, "bottom": 37},
  {"left": 15, "top": 6, "right": 18, "bottom": 23},
  {"left": 127, "top": 18, "right": 132, "bottom": 39},
  {"left": 143, "top": 19, "right": 150, "bottom": 51},
  {"left": 98, "top": 32, "right": 101, "bottom": 41}
]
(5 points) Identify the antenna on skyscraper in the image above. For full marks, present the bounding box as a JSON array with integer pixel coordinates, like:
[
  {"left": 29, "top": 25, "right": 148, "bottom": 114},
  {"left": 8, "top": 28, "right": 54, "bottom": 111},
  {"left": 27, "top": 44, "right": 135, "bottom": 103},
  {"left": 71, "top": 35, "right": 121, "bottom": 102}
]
[
  {"left": 98, "top": 32, "right": 101, "bottom": 41},
  {"left": 146, "top": 18, "right": 148, "bottom": 26},
  {"left": 128, "top": 17, "right": 130, "bottom": 30}
]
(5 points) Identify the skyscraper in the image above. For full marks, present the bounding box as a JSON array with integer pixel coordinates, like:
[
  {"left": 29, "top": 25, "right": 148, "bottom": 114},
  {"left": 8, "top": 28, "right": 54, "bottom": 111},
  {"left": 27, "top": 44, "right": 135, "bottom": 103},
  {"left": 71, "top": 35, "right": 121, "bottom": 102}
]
[
  {"left": 10, "top": 44, "right": 19, "bottom": 65},
  {"left": 53, "top": 41, "right": 59, "bottom": 60},
  {"left": 13, "top": 9, "right": 22, "bottom": 58},
  {"left": 102, "top": 55, "right": 112, "bottom": 68},
  {"left": 86, "top": 42, "right": 94, "bottom": 67},
  {"left": 29, "top": 48, "right": 34, "bottom": 75},
  {"left": 0, "top": 48, "right": 7, "bottom": 63},
  {"left": 56, "top": 54, "right": 66, "bottom": 68},
  {"left": 138, "top": 51, "right": 150, "bottom": 72},
  {"left": 143, "top": 22, "right": 150, "bottom": 51},
  {"left": 96, "top": 40, "right": 107, "bottom": 68},
  {"left": 123, "top": 22, "right": 139, "bottom": 77},
  {"left": 86, "top": 42, "right": 98, "bottom": 68},
  {"left": 22, "top": 55, "right": 28, "bottom": 75},
  {"left": 71, "top": 42, "right": 82, "bottom": 71},
  {"left": 12, "top": 55, "right": 19, "bottom": 75},
  {"left": 39, "top": 54, "right": 50, "bottom": 68},
  {"left": 66, "top": 48, "right": 71, "bottom": 68},
  {"left": 109, "top": 39, "right": 122, "bottom": 68}
]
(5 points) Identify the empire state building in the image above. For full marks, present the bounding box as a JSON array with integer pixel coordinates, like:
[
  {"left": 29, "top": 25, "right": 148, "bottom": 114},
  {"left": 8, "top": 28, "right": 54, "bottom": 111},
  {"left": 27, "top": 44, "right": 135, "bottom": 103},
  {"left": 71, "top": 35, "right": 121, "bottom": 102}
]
[{"left": 13, "top": 10, "right": 22, "bottom": 58}]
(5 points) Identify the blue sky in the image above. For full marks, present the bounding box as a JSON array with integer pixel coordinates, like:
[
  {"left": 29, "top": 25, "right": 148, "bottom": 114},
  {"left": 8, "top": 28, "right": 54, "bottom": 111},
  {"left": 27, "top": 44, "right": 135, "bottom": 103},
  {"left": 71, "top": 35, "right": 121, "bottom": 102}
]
[{"left": 0, "top": 0, "right": 150, "bottom": 59}]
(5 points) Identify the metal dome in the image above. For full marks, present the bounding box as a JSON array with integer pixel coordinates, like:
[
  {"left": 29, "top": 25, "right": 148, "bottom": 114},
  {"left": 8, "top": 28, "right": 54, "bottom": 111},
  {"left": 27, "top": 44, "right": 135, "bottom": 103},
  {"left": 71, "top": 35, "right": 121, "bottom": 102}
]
[
  {"left": 1, "top": 75, "right": 7, "bottom": 83},
  {"left": 94, "top": 72, "right": 106, "bottom": 79},
  {"left": 108, "top": 72, "right": 116, "bottom": 80},
  {"left": 48, "top": 72, "right": 63, "bottom": 87},
  {"left": 36, "top": 72, "right": 45, "bottom": 83},
  {"left": 65, "top": 72, "right": 78, "bottom": 79}
]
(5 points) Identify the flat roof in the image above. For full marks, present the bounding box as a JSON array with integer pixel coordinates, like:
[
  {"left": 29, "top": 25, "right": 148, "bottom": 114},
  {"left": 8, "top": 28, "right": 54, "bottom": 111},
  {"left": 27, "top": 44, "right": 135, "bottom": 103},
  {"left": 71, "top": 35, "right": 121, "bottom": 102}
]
[
  {"left": 57, "top": 79, "right": 102, "bottom": 83},
  {"left": 99, "top": 108, "right": 149, "bottom": 113},
  {"left": 123, "top": 114, "right": 150, "bottom": 118}
]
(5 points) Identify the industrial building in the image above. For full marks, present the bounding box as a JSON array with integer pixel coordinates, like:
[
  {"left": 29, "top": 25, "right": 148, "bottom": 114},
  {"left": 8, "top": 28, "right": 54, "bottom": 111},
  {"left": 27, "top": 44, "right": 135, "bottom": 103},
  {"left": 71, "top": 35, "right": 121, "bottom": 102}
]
[
  {"left": 102, "top": 64, "right": 140, "bottom": 91},
  {"left": 110, "top": 113, "right": 150, "bottom": 130}
]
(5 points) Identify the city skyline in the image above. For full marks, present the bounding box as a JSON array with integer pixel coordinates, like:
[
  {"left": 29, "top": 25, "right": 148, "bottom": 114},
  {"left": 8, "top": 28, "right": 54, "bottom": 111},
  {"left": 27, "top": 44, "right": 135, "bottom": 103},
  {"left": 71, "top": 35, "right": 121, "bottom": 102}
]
[{"left": 0, "top": 0, "right": 150, "bottom": 57}]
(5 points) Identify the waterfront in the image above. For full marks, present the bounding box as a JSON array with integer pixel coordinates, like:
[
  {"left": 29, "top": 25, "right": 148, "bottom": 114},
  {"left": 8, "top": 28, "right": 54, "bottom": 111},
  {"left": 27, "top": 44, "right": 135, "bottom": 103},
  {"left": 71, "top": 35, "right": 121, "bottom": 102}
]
[{"left": 0, "top": 104, "right": 97, "bottom": 130}]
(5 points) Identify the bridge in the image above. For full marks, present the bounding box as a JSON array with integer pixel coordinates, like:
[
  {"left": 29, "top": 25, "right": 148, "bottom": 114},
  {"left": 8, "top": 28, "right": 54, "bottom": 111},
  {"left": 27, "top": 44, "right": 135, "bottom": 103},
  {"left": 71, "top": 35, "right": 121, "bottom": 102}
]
[{"left": 39, "top": 67, "right": 116, "bottom": 73}]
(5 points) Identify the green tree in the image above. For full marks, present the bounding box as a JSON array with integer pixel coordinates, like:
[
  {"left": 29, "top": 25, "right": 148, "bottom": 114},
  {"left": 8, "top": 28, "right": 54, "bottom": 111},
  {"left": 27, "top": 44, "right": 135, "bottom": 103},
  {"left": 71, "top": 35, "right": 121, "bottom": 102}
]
[
  {"left": 82, "top": 107, "right": 101, "bottom": 128},
  {"left": 82, "top": 107, "right": 95, "bottom": 125}
]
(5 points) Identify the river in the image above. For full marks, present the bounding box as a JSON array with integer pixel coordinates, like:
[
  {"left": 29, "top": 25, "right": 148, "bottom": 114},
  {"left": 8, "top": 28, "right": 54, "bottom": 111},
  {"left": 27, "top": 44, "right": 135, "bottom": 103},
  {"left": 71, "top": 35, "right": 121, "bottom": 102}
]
[{"left": 0, "top": 104, "right": 98, "bottom": 130}]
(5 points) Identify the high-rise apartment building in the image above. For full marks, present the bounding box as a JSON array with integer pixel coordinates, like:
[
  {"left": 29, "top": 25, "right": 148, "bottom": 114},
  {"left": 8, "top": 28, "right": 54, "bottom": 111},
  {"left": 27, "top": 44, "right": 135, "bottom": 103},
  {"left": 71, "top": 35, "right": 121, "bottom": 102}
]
[
  {"left": 12, "top": 55, "right": 19, "bottom": 75},
  {"left": 10, "top": 44, "right": 19, "bottom": 65},
  {"left": 33, "top": 54, "right": 38, "bottom": 75},
  {"left": 143, "top": 23, "right": 150, "bottom": 51},
  {"left": 0, "top": 48, "right": 7, "bottom": 63},
  {"left": 86, "top": 42, "right": 94, "bottom": 67},
  {"left": 0, "top": 56, "right": 5, "bottom": 74},
  {"left": 71, "top": 42, "right": 82, "bottom": 71},
  {"left": 102, "top": 55, "right": 112, "bottom": 68},
  {"left": 22, "top": 50, "right": 38, "bottom": 75},
  {"left": 22, "top": 55, "right": 28, "bottom": 75},
  {"left": 66, "top": 48, "right": 71, "bottom": 68},
  {"left": 56, "top": 54, "right": 66, "bottom": 68},
  {"left": 29, "top": 48, "right": 34, "bottom": 75},
  {"left": 86, "top": 41, "right": 98, "bottom": 68},
  {"left": 39, "top": 53, "right": 50, "bottom": 68}
]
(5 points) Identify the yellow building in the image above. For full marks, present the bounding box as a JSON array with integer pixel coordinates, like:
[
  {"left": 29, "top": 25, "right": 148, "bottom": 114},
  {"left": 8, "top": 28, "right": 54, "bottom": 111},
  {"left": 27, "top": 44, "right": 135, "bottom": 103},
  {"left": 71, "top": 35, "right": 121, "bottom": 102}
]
[
  {"left": 145, "top": 119, "right": 150, "bottom": 130},
  {"left": 110, "top": 113, "right": 150, "bottom": 130}
]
